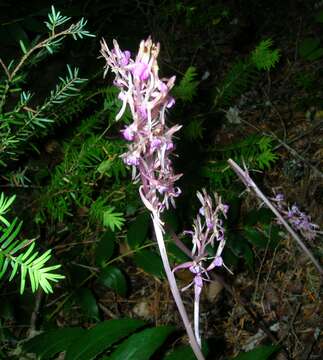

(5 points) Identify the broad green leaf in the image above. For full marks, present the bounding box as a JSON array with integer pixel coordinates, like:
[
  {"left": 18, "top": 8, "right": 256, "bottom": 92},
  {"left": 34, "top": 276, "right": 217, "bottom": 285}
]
[
  {"left": 244, "top": 227, "right": 268, "bottom": 249},
  {"left": 76, "top": 288, "right": 99, "bottom": 320},
  {"left": 163, "top": 345, "right": 197, "bottom": 360},
  {"left": 127, "top": 213, "right": 150, "bottom": 248},
  {"left": 23, "top": 327, "right": 85, "bottom": 359},
  {"left": 99, "top": 266, "right": 127, "bottom": 297},
  {"left": 223, "top": 247, "right": 239, "bottom": 268},
  {"left": 299, "top": 38, "right": 320, "bottom": 59},
  {"left": 105, "top": 326, "right": 175, "bottom": 360},
  {"left": 263, "top": 225, "right": 281, "bottom": 249},
  {"left": 306, "top": 47, "right": 323, "bottom": 61},
  {"left": 65, "top": 319, "right": 145, "bottom": 360},
  {"left": 163, "top": 342, "right": 209, "bottom": 360},
  {"left": 231, "top": 345, "right": 280, "bottom": 360},
  {"left": 167, "top": 240, "right": 190, "bottom": 264},
  {"left": 95, "top": 231, "right": 115, "bottom": 266},
  {"left": 244, "top": 208, "right": 273, "bottom": 226},
  {"left": 133, "top": 250, "right": 165, "bottom": 278}
]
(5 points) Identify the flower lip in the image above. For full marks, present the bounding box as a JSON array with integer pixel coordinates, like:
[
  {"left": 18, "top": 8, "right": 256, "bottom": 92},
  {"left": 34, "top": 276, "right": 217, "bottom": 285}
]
[
  {"left": 125, "top": 154, "right": 140, "bottom": 166},
  {"left": 150, "top": 138, "right": 163, "bottom": 151},
  {"left": 166, "top": 97, "right": 175, "bottom": 108},
  {"left": 131, "top": 62, "right": 150, "bottom": 81},
  {"left": 122, "top": 125, "right": 136, "bottom": 141},
  {"left": 120, "top": 50, "right": 131, "bottom": 66}
]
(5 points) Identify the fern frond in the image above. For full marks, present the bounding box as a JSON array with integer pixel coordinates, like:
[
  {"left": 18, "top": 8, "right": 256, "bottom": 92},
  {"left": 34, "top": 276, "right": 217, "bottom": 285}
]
[
  {"left": 203, "top": 135, "right": 278, "bottom": 188},
  {"left": 103, "top": 207, "right": 125, "bottom": 232},
  {"left": 89, "top": 196, "right": 125, "bottom": 232},
  {"left": 214, "top": 60, "right": 258, "bottom": 108},
  {"left": 172, "top": 66, "right": 199, "bottom": 102},
  {"left": 183, "top": 119, "right": 204, "bottom": 141},
  {"left": 215, "top": 39, "right": 280, "bottom": 108},
  {"left": 251, "top": 39, "right": 280, "bottom": 70}
]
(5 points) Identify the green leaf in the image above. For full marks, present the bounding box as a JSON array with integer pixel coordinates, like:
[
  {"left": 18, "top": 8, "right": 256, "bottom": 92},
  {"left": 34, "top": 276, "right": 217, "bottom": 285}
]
[
  {"left": 76, "top": 288, "right": 99, "bottom": 320},
  {"left": 244, "top": 208, "right": 273, "bottom": 226},
  {"left": 306, "top": 47, "right": 323, "bottom": 61},
  {"left": 299, "top": 38, "right": 322, "bottom": 60},
  {"left": 65, "top": 319, "right": 145, "bottom": 360},
  {"left": 133, "top": 250, "right": 165, "bottom": 279},
  {"left": 263, "top": 225, "right": 281, "bottom": 249},
  {"left": 163, "top": 342, "right": 209, "bottom": 360},
  {"left": 231, "top": 345, "right": 280, "bottom": 360},
  {"left": 95, "top": 231, "right": 115, "bottom": 266},
  {"left": 98, "top": 266, "right": 127, "bottom": 297},
  {"left": 167, "top": 240, "right": 190, "bottom": 264},
  {"left": 127, "top": 213, "right": 150, "bottom": 249},
  {"left": 223, "top": 247, "right": 239, "bottom": 268},
  {"left": 163, "top": 345, "right": 197, "bottom": 360},
  {"left": 23, "top": 327, "right": 85, "bottom": 359},
  {"left": 105, "top": 326, "right": 175, "bottom": 360},
  {"left": 244, "top": 227, "right": 269, "bottom": 249}
]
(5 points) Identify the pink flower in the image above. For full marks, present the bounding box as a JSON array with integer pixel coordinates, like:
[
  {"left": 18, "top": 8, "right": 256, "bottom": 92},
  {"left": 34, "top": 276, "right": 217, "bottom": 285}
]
[
  {"left": 101, "top": 36, "right": 182, "bottom": 213},
  {"left": 271, "top": 192, "right": 320, "bottom": 241},
  {"left": 173, "top": 190, "right": 230, "bottom": 300},
  {"left": 122, "top": 125, "right": 136, "bottom": 141}
]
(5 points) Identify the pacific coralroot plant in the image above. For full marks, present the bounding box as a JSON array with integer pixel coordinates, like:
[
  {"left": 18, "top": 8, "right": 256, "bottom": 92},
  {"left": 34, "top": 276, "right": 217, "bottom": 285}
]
[{"left": 101, "top": 37, "right": 230, "bottom": 360}]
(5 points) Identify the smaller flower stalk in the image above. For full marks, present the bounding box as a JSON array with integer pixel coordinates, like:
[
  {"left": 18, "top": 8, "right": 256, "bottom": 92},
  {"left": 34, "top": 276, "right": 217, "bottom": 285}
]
[
  {"left": 227, "top": 158, "right": 322, "bottom": 275},
  {"left": 173, "top": 189, "right": 230, "bottom": 346}
]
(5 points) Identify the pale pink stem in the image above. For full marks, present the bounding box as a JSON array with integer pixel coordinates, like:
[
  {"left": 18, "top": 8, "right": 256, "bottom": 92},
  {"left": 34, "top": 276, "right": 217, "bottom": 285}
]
[{"left": 152, "top": 212, "right": 205, "bottom": 360}]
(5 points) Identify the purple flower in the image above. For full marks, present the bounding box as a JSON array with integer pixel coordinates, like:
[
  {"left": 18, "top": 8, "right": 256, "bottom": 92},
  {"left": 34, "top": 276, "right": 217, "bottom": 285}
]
[
  {"left": 173, "top": 190, "right": 230, "bottom": 296},
  {"left": 131, "top": 62, "right": 150, "bottom": 81},
  {"left": 166, "top": 97, "right": 175, "bottom": 108},
  {"left": 120, "top": 50, "right": 131, "bottom": 66},
  {"left": 101, "top": 36, "right": 182, "bottom": 213},
  {"left": 150, "top": 138, "right": 162, "bottom": 151},
  {"left": 122, "top": 125, "right": 136, "bottom": 141},
  {"left": 271, "top": 192, "right": 320, "bottom": 241},
  {"left": 124, "top": 154, "right": 140, "bottom": 166}
]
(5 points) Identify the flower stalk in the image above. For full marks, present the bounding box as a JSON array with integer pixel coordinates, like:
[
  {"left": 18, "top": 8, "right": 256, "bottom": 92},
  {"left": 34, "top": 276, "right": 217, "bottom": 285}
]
[
  {"left": 101, "top": 36, "right": 205, "bottom": 359},
  {"left": 227, "top": 158, "right": 322, "bottom": 275}
]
